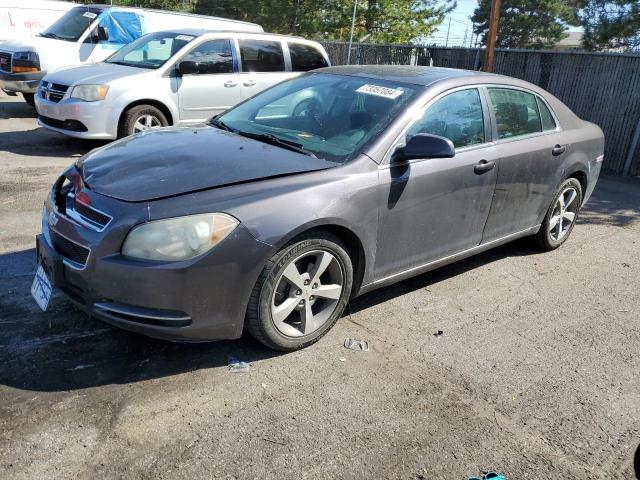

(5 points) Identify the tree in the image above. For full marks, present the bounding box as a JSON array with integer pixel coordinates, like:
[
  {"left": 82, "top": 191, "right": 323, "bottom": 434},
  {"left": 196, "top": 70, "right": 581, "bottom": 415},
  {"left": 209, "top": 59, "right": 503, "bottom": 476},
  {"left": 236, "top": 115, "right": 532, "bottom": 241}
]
[
  {"left": 471, "top": 0, "right": 580, "bottom": 49},
  {"left": 576, "top": 0, "right": 640, "bottom": 50},
  {"left": 194, "top": 0, "right": 454, "bottom": 43}
]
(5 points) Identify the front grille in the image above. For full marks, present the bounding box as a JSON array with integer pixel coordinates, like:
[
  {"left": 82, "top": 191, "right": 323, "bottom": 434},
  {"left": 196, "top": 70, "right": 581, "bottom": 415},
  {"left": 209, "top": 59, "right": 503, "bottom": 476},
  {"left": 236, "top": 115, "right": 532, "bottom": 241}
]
[
  {"left": 38, "top": 82, "right": 69, "bottom": 103},
  {"left": 50, "top": 230, "right": 90, "bottom": 267},
  {"left": 0, "top": 52, "right": 11, "bottom": 72},
  {"left": 39, "top": 115, "right": 88, "bottom": 132}
]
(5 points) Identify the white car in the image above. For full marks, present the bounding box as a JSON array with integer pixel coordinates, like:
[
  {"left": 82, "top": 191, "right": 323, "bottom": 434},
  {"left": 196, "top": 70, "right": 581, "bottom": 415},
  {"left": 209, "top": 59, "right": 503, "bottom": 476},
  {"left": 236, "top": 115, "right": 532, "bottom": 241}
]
[
  {"left": 34, "top": 30, "right": 330, "bottom": 139},
  {"left": 0, "top": 4, "right": 261, "bottom": 106},
  {"left": 0, "top": 0, "right": 74, "bottom": 41}
]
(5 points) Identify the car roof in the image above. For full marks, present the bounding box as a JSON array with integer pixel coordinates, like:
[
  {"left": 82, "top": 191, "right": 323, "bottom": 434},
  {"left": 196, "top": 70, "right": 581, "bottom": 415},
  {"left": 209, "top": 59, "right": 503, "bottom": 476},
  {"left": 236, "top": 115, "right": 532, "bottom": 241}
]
[
  {"left": 161, "top": 28, "right": 319, "bottom": 42},
  {"left": 314, "top": 65, "right": 497, "bottom": 87}
]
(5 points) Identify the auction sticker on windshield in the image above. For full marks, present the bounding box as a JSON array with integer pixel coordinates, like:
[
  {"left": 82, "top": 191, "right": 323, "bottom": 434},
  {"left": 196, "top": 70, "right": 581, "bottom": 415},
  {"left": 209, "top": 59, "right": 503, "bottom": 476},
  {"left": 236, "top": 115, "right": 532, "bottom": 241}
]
[
  {"left": 82, "top": 11, "right": 97, "bottom": 19},
  {"left": 31, "top": 264, "right": 53, "bottom": 311},
  {"left": 356, "top": 84, "right": 404, "bottom": 99}
]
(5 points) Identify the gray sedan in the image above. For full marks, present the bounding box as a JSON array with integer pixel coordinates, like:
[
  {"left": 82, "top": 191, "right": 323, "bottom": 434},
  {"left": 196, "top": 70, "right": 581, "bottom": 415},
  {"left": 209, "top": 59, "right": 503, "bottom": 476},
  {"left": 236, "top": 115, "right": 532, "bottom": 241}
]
[{"left": 33, "top": 66, "right": 604, "bottom": 350}]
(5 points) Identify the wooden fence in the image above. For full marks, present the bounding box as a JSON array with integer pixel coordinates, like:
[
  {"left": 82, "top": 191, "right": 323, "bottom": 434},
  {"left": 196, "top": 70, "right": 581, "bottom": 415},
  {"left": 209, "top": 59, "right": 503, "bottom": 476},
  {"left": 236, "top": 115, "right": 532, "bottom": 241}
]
[{"left": 321, "top": 42, "right": 640, "bottom": 176}]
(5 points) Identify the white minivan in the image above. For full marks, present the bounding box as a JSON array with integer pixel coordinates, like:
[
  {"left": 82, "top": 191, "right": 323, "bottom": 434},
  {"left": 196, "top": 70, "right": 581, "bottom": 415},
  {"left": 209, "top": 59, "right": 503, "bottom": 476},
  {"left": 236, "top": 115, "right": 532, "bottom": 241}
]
[
  {"left": 34, "top": 30, "right": 330, "bottom": 139},
  {"left": 0, "top": 4, "right": 262, "bottom": 106},
  {"left": 0, "top": 0, "right": 74, "bottom": 41}
]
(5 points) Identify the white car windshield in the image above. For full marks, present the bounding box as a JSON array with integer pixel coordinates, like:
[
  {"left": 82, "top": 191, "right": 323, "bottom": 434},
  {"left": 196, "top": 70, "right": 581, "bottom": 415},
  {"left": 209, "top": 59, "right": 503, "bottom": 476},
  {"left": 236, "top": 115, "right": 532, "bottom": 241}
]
[
  {"left": 105, "top": 32, "right": 195, "bottom": 70},
  {"left": 39, "top": 7, "right": 103, "bottom": 42},
  {"left": 216, "top": 73, "right": 420, "bottom": 163}
]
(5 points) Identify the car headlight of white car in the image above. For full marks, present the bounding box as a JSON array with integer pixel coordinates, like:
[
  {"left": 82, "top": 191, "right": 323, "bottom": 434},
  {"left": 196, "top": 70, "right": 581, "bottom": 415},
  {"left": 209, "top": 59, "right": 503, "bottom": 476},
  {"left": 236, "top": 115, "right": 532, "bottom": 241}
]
[
  {"left": 70, "top": 84, "right": 109, "bottom": 102},
  {"left": 122, "top": 213, "right": 239, "bottom": 261}
]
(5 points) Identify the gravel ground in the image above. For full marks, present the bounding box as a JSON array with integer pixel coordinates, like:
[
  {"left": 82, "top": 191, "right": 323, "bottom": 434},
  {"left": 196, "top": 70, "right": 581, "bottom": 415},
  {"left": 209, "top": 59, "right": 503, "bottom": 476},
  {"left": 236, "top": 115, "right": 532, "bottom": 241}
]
[{"left": 1, "top": 92, "right": 639, "bottom": 480}]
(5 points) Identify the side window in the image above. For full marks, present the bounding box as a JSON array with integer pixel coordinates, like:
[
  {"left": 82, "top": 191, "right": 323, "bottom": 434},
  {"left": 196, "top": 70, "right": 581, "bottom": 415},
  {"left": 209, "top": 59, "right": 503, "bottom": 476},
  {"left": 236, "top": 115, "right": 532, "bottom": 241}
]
[
  {"left": 182, "top": 39, "right": 233, "bottom": 74},
  {"left": 288, "top": 43, "right": 328, "bottom": 71},
  {"left": 406, "top": 89, "right": 485, "bottom": 149},
  {"left": 238, "top": 39, "right": 285, "bottom": 73},
  {"left": 488, "top": 88, "right": 542, "bottom": 139},
  {"left": 537, "top": 97, "right": 557, "bottom": 131}
]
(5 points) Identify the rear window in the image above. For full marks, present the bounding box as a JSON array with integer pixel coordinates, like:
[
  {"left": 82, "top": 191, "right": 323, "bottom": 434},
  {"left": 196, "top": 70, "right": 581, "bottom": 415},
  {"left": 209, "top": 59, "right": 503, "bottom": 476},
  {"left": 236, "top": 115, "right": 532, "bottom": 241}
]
[
  {"left": 288, "top": 42, "right": 328, "bottom": 71},
  {"left": 239, "top": 39, "right": 285, "bottom": 73},
  {"left": 488, "top": 88, "right": 542, "bottom": 139}
]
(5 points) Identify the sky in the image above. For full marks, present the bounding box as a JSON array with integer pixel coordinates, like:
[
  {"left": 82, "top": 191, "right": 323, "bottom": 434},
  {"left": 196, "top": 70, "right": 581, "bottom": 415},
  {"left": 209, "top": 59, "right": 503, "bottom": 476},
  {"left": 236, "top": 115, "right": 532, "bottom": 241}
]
[{"left": 424, "top": 0, "right": 583, "bottom": 47}]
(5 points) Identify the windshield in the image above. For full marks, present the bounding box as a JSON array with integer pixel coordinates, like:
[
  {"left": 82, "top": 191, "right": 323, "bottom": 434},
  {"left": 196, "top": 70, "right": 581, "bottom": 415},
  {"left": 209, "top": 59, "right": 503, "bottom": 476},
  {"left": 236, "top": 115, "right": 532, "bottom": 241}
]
[
  {"left": 217, "top": 73, "right": 420, "bottom": 163},
  {"left": 39, "top": 7, "right": 102, "bottom": 42},
  {"left": 105, "top": 32, "right": 195, "bottom": 69}
]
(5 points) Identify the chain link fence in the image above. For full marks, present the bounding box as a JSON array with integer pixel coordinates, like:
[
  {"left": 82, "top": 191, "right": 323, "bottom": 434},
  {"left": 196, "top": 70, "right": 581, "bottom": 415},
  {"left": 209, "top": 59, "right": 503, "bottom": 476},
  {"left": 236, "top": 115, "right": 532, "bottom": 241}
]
[{"left": 321, "top": 41, "right": 640, "bottom": 176}]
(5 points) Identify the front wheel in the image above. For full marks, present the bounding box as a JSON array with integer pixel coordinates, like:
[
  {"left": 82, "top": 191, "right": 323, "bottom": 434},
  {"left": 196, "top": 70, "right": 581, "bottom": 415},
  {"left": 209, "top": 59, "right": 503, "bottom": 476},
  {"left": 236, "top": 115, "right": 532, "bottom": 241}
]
[
  {"left": 535, "top": 178, "right": 583, "bottom": 250},
  {"left": 246, "top": 232, "right": 353, "bottom": 351},
  {"left": 118, "top": 104, "right": 168, "bottom": 138}
]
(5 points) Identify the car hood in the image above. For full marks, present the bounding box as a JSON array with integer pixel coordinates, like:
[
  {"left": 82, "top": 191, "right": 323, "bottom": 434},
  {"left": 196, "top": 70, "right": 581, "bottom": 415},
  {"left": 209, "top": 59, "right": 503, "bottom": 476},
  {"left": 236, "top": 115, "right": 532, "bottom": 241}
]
[
  {"left": 78, "top": 126, "right": 338, "bottom": 202},
  {"left": 44, "top": 62, "right": 144, "bottom": 86}
]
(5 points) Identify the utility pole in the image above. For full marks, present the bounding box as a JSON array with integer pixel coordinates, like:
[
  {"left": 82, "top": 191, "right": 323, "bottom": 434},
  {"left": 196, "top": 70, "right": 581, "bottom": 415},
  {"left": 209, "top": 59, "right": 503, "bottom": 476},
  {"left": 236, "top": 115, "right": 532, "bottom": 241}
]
[
  {"left": 347, "top": 0, "right": 358, "bottom": 65},
  {"left": 483, "top": 0, "right": 501, "bottom": 72},
  {"left": 445, "top": 17, "right": 451, "bottom": 47}
]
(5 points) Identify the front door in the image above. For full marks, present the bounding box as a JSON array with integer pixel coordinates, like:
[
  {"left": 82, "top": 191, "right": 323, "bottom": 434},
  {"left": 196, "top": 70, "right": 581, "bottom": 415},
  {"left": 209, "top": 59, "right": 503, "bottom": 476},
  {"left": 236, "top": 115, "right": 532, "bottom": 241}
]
[
  {"left": 481, "top": 87, "right": 567, "bottom": 242},
  {"left": 176, "top": 38, "right": 240, "bottom": 124},
  {"left": 375, "top": 88, "right": 498, "bottom": 279}
]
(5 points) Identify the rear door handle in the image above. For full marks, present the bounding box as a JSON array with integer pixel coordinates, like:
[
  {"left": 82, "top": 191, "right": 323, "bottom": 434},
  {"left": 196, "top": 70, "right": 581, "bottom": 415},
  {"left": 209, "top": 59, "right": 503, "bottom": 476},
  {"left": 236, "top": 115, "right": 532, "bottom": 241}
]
[
  {"left": 552, "top": 144, "right": 566, "bottom": 156},
  {"left": 474, "top": 159, "right": 495, "bottom": 174},
  {"left": 224, "top": 81, "right": 238, "bottom": 88},
  {"left": 243, "top": 80, "right": 256, "bottom": 87}
]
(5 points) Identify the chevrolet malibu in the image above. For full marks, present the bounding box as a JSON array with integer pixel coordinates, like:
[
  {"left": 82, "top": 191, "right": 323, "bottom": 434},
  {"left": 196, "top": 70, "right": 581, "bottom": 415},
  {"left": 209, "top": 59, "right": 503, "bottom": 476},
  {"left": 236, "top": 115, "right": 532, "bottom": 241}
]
[{"left": 32, "top": 66, "right": 604, "bottom": 351}]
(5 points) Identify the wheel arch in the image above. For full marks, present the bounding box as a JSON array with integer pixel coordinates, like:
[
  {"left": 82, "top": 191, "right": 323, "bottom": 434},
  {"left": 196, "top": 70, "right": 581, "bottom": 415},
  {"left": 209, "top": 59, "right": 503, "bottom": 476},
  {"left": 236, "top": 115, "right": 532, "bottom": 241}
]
[
  {"left": 269, "top": 221, "right": 368, "bottom": 297},
  {"left": 566, "top": 169, "right": 588, "bottom": 201},
  {"left": 118, "top": 99, "right": 175, "bottom": 130}
]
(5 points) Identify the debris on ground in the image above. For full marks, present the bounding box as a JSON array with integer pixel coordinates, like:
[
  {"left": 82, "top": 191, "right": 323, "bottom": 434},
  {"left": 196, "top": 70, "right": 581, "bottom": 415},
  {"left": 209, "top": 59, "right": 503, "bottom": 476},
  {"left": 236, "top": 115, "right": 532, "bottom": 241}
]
[
  {"left": 433, "top": 330, "right": 444, "bottom": 338},
  {"left": 228, "top": 357, "right": 250, "bottom": 373},
  {"left": 339, "top": 357, "right": 346, "bottom": 362},
  {"left": 344, "top": 338, "right": 369, "bottom": 351}
]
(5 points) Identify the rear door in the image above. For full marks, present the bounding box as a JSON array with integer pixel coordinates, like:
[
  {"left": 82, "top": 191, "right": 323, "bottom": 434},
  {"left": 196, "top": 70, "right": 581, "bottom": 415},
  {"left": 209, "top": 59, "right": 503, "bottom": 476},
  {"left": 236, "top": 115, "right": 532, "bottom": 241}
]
[
  {"left": 481, "top": 87, "right": 567, "bottom": 242},
  {"left": 375, "top": 87, "right": 498, "bottom": 279},
  {"left": 176, "top": 38, "right": 239, "bottom": 123},
  {"left": 236, "top": 38, "right": 293, "bottom": 99}
]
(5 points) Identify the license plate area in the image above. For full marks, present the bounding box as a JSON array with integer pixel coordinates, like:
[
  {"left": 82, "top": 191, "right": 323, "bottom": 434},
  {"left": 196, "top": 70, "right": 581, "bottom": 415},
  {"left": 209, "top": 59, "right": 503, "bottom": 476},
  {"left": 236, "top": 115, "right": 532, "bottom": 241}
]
[{"left": 31, "top": 264, "right": 53, "bottom": 311}]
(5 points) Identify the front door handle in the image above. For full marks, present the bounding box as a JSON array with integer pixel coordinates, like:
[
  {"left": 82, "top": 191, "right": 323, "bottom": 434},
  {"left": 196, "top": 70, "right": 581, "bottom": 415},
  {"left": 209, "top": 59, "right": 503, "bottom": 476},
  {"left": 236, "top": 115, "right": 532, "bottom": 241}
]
[
  {"left": 224, "top": 81, "right": 238, "bottom": 88},
  {"left": 243, "top": 80, "right": 256, "bottom": 87},
  {"left": 552, "top": 144, "right": 566, "bottom": 156},
  {"left": 474, "top": 159, "right": 495, "bottom": 174}
]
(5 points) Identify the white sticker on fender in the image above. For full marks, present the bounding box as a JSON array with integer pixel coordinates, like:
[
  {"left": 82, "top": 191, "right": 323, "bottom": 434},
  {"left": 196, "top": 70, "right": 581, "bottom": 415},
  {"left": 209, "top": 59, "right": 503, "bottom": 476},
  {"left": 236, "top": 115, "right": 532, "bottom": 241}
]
[{"left": 356, "top": 84, "right": 404, "bottom": 99}]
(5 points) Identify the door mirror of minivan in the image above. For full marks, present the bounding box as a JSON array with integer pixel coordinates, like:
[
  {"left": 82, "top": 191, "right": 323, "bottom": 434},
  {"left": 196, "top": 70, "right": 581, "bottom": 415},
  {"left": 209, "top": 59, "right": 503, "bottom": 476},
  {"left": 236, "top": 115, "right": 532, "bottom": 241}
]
[
  {"left": 392, "top": 133, "right": 455, "bottom": 163},
  {"left": 97, "top": 26, "right": 109, "bottom": 42},
  {"left": 177, "top": 60, "right": 199, "bottom": 76}
]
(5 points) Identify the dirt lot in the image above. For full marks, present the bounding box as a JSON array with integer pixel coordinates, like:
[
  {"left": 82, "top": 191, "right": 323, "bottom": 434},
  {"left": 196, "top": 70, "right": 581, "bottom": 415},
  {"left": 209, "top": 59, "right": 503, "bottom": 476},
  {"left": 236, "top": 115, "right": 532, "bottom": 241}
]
[{"left": 1, "top": 92, "right": 639, "bottom": 479}]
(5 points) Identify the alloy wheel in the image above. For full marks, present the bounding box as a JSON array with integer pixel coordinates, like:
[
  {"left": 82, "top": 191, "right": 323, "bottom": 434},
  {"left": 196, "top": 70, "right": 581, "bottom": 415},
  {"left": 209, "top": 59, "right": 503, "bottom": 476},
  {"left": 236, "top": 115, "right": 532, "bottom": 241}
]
[
  {"left": 133, "top": 114, "right": 162, "bottom": 133},
  {"left": 271, "top": 250, "right": 344, "bottom": 337},
  {"left": 549, "top": 186, "right": 579, "bottom": 241}
]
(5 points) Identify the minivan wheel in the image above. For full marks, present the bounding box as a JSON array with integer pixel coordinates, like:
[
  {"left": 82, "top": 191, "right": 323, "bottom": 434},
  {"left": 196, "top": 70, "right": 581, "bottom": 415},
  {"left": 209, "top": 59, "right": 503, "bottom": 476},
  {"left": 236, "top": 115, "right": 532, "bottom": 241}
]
[
  {"left": 246, "top": 232, "right": 353, "bottom": 351},
  {"left": 536, "top": 178, "right": 583, "bottom": 251},
  {"left": 118, "top": 104, "right": 168, "bottom": 138},
  {"left": 22, "top": 92, "right": 35, "bottom": 107}
]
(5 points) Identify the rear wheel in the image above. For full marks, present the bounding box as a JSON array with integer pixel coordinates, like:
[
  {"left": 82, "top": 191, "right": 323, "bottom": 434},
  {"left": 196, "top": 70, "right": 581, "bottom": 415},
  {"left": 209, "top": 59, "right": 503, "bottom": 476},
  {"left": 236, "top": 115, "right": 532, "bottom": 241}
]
[
  {"left": 246, "top": 232, "right": 353, "bottom": 351},
  {"left": 535, "top": 178, "right": 582, "bottom": 250},
  {"left": 22, "top": 92, "right": 35, "bottom": 107},
  {"left": 118, "top": 104, "right": 168, "bottom": 138}
]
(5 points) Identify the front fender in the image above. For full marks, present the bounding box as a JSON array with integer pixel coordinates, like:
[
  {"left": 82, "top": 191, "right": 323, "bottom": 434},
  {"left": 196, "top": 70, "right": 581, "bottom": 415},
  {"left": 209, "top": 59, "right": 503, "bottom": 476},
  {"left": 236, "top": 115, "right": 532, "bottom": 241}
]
[{"left": 106, "top": 91, "right": 179, "bottom": 138}]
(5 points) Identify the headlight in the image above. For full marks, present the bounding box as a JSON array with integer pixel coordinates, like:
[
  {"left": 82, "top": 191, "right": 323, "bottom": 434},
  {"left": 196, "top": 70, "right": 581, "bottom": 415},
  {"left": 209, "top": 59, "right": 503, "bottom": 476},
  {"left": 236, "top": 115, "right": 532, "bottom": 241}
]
[
  {"left": 12, "top": 51, "right": 40, "bottom": 73},
  {"left": 122, "top": 213, "right": 239, "bottom": 261},
  {"left": 70, "top": 84, "right": 109, "bottom": 102}
]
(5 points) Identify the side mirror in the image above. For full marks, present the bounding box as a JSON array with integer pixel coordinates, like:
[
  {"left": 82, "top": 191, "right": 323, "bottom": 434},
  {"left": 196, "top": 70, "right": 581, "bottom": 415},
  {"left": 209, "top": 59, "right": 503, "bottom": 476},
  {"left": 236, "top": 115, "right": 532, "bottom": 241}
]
[
  {"left": 177, "top": 60, "right": 198, "bottom": 76},
  {"left": 97, "top": 26, "right": 109, "bottom": 42},
  {"left": 393, "top": 133, "right": 455, "bottom": 163}
]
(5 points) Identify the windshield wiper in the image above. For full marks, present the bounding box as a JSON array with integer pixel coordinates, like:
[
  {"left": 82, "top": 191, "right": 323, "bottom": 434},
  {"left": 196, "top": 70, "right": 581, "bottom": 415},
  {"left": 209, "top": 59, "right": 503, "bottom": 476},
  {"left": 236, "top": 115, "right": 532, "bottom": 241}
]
[
  {"left": 209, "top": 118, "right": 235, "bottom": 132},
  {"left": 39, "top": 32, "right": 59, "bottom": 39},
  {"left": 236, "top": 131, "right": 317, "bottom": 158}
]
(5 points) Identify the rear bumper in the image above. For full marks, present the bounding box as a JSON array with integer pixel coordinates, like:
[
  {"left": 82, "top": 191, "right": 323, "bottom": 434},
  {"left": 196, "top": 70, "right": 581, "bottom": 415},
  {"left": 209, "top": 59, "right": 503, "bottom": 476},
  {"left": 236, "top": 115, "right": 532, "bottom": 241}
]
[
  {"left": 0, "top": 70, "right": 43, "bottom": 93},
  {"left": 37, "top": 203, "right": 272, "bottom": 342}
]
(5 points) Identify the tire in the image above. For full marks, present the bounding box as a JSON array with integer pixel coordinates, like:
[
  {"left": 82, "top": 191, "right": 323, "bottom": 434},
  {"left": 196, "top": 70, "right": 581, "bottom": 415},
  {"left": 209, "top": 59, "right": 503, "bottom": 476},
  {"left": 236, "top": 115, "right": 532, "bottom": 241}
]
[
  {"left": 118, "top": 104, "right": 168, "bottom": 138},
  {"left": 246, "top": 231, "right": 353, "bottom": 351},
  {"left": 535, "top": 178, "right": 583, "bottom": 251},
  {"left": 22, "top": 92, "right": 35, "bottom": 107}
]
